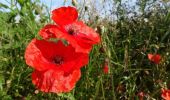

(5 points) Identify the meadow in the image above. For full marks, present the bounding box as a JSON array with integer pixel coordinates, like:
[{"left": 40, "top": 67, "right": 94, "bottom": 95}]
[{"left": 0, "top": 0, "right": 170, "bottom": 99}]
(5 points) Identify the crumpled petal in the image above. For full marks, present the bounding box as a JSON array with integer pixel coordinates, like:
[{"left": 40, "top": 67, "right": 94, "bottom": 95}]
[
  {"left": 25, "top": 39, "right": 58, "bottom": 71},
  {"left": 39, "top": 24, "right": 58, "bottom": 39},
  {"left": 52, "top": 6, "right": 78, "bottom": 26},
  {"left": 25, "top": 38, "right": 89, "bottom": 72},
  {"left": 32, "top": 69, "right": 81, "bottom": 93},
  {"left": 70, "top": 21, "right": 100, "bottom": 44},
  {"left": 39, "top": 21, "right": 100, "bottom": 53}
]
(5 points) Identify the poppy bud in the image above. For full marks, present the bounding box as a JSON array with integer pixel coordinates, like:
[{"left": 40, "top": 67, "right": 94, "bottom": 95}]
[
  {"left": 103, "top": 64, "right": 108, "bottom": 74},
  {"left": 99, "top": 47, "right": 105, "bottom": 53},
  {"left": 72, "top": 0, "right": 78, "bottom": 6}
]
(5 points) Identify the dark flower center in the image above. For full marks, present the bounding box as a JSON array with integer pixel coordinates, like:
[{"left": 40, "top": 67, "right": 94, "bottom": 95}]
[
  {"left": 68, "top": 29, "right": 74, "bottom": 35},
  {"left": 52, "top": 56, "right": 64, "bottom": 65},
  {"left": 65, "top": 24, "right": 77, "bottom": 35}
]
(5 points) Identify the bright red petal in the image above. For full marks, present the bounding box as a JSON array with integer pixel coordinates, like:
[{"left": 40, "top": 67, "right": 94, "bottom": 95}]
[
  {"left": 148, "top": 53, "right": 161, "bottom": 64},
  {"left": 154, "top": 55, "right": 161, "bottom": 64},
  {"left": 52, "top": 6, "right": 78, "bottom": 26},
  {"left": 40, "top": 21, "right": 100, "bottom": 53},
  {"left": 25, "top": 39, "right": 54, "bottom": 71},
  {"left": 25, "top": 39, "right": 89, "bottom": 72},
  {"left": 39, "top": 24, "right": 58, "bottom": 39},
  {"left": 161, "top": 88, "right": 170, "bottom": 100},
  {"left": 39, "top": 25, "right": 91, "bottom": 53},
  {"left": 32, "top": 69, "right": 81, "bottom": 93},
  {"left": 64, "top": 21, "right": 100, "bottom": 53},
  {"left": 61, "top": 44, "right": 89, "bottom": 74},
  {"left": 72, "top": 21, "right": 101, "bottom": 44},
  {"left": 25, "top": 39, "right": 67, "bottom": 71}
]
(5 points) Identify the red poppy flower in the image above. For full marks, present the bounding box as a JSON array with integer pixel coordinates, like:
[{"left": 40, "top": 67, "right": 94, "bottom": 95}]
[
  {"left": 25, "top": 39, "right": 89, "bottom": 93},
  {"left": 39, "top": 6, "right": 100, "bottom": 53},
  {"left": 25, "top": 39, "right": 89, "bottom": 73},
  {"left": 103, "top": 64, "right": 109, "bottom": 74},
  {"left": 148, "top": 53, "right": 161, "bottom": 64},
  {"left": 161, "top": 88, "right": 170, "bottom": 100},
  {"left": 137, "top": 92, "right": 145, "bottom": 100},
  {"left": 32, "top": 69, "right": 81, "bottom": 93}
]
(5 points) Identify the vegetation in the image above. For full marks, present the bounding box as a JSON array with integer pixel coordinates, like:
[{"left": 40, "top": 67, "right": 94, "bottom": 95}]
[{"left": 0, "top": 0, "right": 170, "bottom": 99}]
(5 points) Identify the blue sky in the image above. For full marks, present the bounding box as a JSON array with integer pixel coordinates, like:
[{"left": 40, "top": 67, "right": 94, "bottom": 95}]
[
  {"left": 0, "top": 0, "right": 140, "bottom": 19},
  {"left": 0, "top": 0, "right": 73, "bottom": 13},
  {"left": 0, "top": 0, "right": 71, "bottom": 10},
  {"left": 0, "top": 0, "right": 138, "bottom": 10},
  {"left": 0, "top": 0, "right": 138, "bottom": 20},
  {"left": 40, "top": 0, "right": 72, "bottom": 10}
]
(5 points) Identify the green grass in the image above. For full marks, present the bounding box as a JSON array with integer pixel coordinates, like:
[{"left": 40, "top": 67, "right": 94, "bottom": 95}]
[{"left": 0, "top": 0, "right": 170, "bottom": 100}]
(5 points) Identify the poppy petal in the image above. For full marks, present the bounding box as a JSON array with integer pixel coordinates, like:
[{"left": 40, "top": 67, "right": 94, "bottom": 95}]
[
  {"left": 32, "top": 69, "right": 81, "bottom": 93},
  {"left": 52, "top": 6, "right": 78, "bottom": 26},
  {"left": 148, "top": 53, "right": 161, "bottom": 64},
  {"left": 25, "top": 39, "right": 57, "bottom": 71},
  {"left": 39, "top": 24, "right": 58, "bottom": 39},
  {"left": 161, "top": 88, "right": 170, "bottom": 100},
  {"left": 64, "top": 21, "right": 100, "bottom": 53},
  {"left": 25, "top": 39, "right": 89, "bottom": 72},
  {"left": 148, "top": 54, "right": 153, "bottom": 60},
  {"left": 72, "top": 21, "right": 100, "bottom": 44},
  {"left": 25, "top": 39, "right": 68, "bottom": 71},
  {"left": 39, "top": 21, "right": 100, "bottom": 53}
]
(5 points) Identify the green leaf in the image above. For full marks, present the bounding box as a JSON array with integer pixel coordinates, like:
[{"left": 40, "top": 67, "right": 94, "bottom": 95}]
[{"left": 0, "top": 3, "right": 8, "bottom": 9}]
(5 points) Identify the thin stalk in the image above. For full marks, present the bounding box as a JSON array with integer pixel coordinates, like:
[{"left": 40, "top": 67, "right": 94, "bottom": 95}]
[{"left": 100, "top": 76, "right": 105, "bottom": 100}]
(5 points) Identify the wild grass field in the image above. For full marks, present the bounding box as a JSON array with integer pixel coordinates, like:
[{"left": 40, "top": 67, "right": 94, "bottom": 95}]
[{"left": 0, "top": 0, "right": 170, "bottom": 100}]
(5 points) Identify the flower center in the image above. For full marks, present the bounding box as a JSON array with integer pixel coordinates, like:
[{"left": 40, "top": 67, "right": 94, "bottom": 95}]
[
  {"left": 52, "top": 56, "right": 64, "bottom": 65},
  {"left": 68, "top": 29, "right": 75, "bottom": 35},
  {"left": 65, "top": 24, "right": 78, "bottom": 36}
]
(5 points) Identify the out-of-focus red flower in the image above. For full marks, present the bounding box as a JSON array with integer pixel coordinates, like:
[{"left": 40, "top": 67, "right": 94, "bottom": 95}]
[
  {"left": 32, "top": 69, "right": 81, "bottom": 93},
  {"left": 137, "top": 92, "right": 145, "bottom": 100},
  {"left": 103, "top": 64, "right": 109, "bottom": 74},
  {"left": 148, "top": 53, "right": 161, "bottom": 64},
  {"left": 25, "top": 39, "right": 89, "bottom": 72},
  {"left": 161, "top": 88, "right": 170, "bottom": 100},
  {"left": 39, "top": 6, "right": 100, "bottom": 53},
  {"left": 25, "top": 39, "right": 89, "bottom": 93}
]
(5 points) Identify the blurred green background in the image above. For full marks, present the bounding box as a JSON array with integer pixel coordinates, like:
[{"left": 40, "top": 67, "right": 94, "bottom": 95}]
[{"left": 0, "top": 0, "right": 170, "bottom": 99}]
